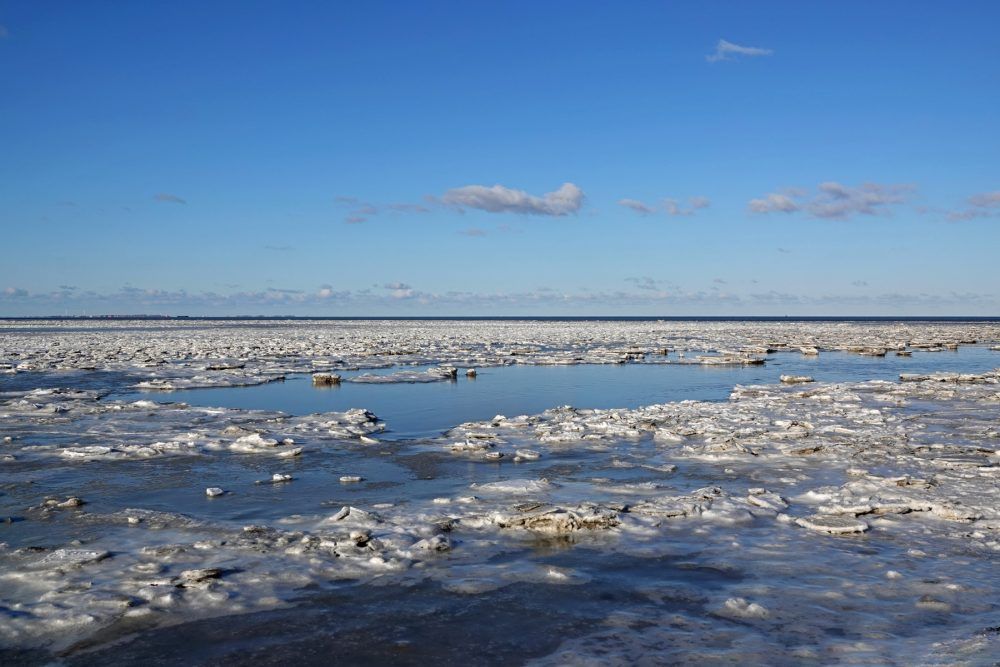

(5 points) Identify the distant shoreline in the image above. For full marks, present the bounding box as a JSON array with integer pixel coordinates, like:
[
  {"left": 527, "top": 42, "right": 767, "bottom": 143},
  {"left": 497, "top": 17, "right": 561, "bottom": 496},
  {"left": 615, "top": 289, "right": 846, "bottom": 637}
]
[{"left": 2, "top": 315, "right": 1000, "bottom": 323}]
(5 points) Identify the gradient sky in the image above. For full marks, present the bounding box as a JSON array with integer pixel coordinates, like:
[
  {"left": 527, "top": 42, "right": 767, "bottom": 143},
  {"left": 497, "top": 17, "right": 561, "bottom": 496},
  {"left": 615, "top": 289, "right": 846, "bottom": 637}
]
[{"left": 1, "top": 1, "right": 998, "bottom": 316}]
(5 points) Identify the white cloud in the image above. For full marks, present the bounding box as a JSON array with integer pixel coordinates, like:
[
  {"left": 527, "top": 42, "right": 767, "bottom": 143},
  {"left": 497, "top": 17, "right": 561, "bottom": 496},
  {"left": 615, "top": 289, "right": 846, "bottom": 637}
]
[
  {"left": 442, "top": 182, "right": 584, "bottom": 216},
  {"left": 748, "top": 193, "right": 799, "bottom": 214},
  {"left": 316, "top": 285, "right": 350, "bottom": 300},
  {"left": 619, "top": 196, "right": 710, "bottom": 217},
  {"left": 335, "top": 196, "right": 433, "bottom": 223},
  {"left": 688, "top": 196, "right": 711, "bottom": 210},
  {"left": 337, "top": 186, "right": 582, "bottom": 221},
  {"left": 378, "top": 282, "right": 416, "bottom": 299},
  {"left": 749, "top": 182, "right": 913, "bottom": 219},
  {"left": 664, "top": 196, "right": 711, "bottom": 216},
  {"left": 969, "top": 191, "right": 1000, "bottom": 208},
  {"left": 625, "top": 276, "right": 662, "bottom": 291},
  {"left": 388, "top": 203, "right": 431, "bottom": 213},
  {"left": 334, "top": 197, "right": 379, "bottom": 224},
  {"left": 809, "top": 181, "right": 911, "bottom": 219},
  {"left": 618, "top": 199, "right": 655, "bottom": 215},
  {"left": 707, "top": 39, "right": 773, "bottom": 63},
  {"left": 2, "top": 283, "right": 996, "bottom": 316},
  {"left": 663, "top": 199, "right": 683, "bottom": 216},
  {"left": 946, "top": 190, "right": 1000, "bottom": 221}
]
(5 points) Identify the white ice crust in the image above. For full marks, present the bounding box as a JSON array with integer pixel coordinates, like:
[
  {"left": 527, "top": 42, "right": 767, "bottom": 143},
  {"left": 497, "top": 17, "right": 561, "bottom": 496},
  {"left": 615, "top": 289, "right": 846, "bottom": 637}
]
[{"left": 1, "top": 319, "right": 999, "bottom": 662}]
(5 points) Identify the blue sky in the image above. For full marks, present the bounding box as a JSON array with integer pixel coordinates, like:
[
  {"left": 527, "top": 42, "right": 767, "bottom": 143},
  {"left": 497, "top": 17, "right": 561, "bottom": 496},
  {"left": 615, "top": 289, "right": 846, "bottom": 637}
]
[{"left": 1, "top": 1, "right": 998, "bottom": 315}]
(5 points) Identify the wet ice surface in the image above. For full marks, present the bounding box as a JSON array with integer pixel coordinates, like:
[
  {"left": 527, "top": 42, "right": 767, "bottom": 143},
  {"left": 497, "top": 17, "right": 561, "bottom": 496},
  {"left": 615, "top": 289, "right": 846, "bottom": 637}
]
[{"left": 1, "top": 320, "right": 1000, "bottom": 665}]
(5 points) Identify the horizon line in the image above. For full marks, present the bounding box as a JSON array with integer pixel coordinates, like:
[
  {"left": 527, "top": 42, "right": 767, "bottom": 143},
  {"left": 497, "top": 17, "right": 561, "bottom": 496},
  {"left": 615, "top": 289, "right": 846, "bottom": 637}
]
[{"left": 3, "top": 314, "right": 1000, "bottom": 321}]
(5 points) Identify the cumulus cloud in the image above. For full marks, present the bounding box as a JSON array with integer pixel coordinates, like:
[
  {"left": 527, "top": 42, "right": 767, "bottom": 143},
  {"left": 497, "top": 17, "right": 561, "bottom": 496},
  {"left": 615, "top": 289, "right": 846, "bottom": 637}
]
[
  {"left": 707, "top": 39, "right": 773, "bottom": 63},
  {"left": 748, "top": 193, "right": 799, "bottom": 214},
  {"left": 946, "top": 190, "right": 1000, "bottom": 221},
  {"left": 316, "top": 285, "right": 350, "bottom": 300},
  {"left": 337, "top": 186, "right": 582, "bottom": 222},
  {"left": 153, "top": 193, "right": 187, "bottom": 205},
  {"left": 749, "top": 182, "right": 913, "bottom": 220},
  {"left": 809, "top": 182, "right": 912, "bottom": 219},
  {"left": 619, "top": 196, "right": 710, "bottom": 217},
  {"left": 3, "top": 287, "right": 28, "bottom": 298},
  {"left": 379, "top": 282, "right": 415, "bottom": 299},
  {"left": 459, "top": 227, "right": 487, "bottom": 237},
  {"left": 441, "top": 182, "right": 584, "bottom": 216},
  {"left": 852, "top": 280, "right": 869, "bottom": 287},
  {"left": 664, "top": 197, "right": 711, "bottom": 216}
]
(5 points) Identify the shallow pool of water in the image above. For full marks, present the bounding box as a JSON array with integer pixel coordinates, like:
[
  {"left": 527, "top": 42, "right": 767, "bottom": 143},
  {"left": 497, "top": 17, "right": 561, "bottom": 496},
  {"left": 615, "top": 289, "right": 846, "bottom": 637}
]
[{"left": 120, "top": 346, "right": 1000, "bottom": 438}]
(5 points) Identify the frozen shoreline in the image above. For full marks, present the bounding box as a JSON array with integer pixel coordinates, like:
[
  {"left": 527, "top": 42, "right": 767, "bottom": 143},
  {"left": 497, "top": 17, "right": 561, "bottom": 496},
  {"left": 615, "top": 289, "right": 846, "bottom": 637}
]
[{"left": 1, "top": 320, "right": 999, "bottom": 664}]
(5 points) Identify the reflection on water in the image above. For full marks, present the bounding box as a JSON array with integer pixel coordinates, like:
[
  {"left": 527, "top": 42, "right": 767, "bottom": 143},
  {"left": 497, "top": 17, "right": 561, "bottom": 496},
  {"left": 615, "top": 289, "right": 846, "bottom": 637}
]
[{"left": 122, "top": 346, "right": 1000, "bottom": 438}]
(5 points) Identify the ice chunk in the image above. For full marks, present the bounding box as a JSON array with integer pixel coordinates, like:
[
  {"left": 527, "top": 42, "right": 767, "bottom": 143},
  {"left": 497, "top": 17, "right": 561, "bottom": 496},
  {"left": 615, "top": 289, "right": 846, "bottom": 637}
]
[
  {"left": 472, "top": 479, "right": 554, "bottom": 494},
  {"left": 780, "top": 375, "right": 815, "bottom": 384},
  {"left": 796, "top": 514, "right": 870, "bottom": 534},
  {"left": 718, "top": 597, "right": 770, "bottom": 619},
  {"left": 35, "top": 548, "right": 110, "bottom": 569}
]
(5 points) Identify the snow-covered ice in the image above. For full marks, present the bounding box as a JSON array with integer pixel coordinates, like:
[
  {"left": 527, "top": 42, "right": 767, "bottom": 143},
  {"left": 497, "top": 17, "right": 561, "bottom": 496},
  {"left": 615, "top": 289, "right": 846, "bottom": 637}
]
[{"left": 1, "top": 319, "right": 999, "bottom": 663}]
